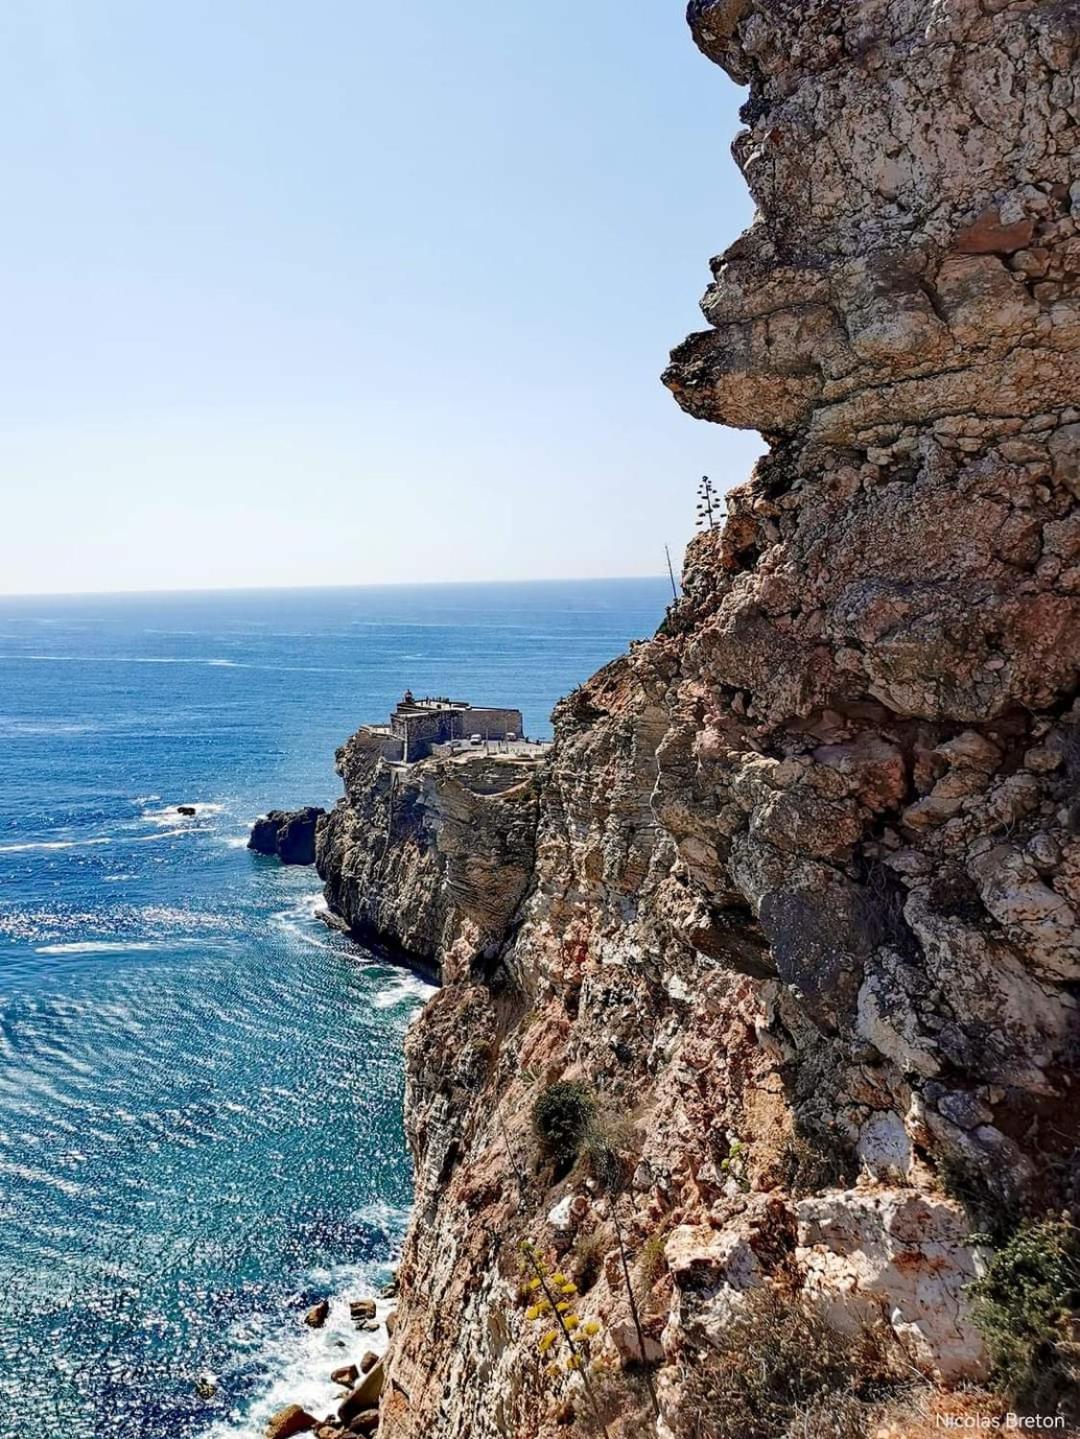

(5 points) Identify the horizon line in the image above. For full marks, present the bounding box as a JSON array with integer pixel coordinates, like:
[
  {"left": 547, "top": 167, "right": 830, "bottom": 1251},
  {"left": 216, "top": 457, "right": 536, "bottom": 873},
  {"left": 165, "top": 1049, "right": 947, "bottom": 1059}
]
[{"left": 0, "top": 571, "right": 672, "bottom": 603}]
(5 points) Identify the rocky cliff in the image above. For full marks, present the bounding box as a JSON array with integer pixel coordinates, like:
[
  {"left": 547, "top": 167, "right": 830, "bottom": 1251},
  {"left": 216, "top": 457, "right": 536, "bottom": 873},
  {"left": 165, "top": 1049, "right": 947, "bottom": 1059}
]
[
  {"left": 317, "top": 729, "right": 541, "bottom": 981},
  {"left": 321, "top": 4, "right": 1080, "bottom": 1436}
]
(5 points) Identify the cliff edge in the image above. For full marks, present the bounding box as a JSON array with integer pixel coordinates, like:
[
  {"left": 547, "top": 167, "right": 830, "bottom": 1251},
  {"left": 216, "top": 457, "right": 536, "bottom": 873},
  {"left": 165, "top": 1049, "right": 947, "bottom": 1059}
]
[{"left": 322, "top": 4, "right": 1080, "bottom": 1435}]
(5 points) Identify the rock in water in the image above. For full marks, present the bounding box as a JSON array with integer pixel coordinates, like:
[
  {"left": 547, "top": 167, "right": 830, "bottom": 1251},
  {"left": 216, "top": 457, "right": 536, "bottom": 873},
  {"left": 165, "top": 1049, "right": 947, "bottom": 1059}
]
[
  {"left": 265, "top": 1405, "right": 318, "bottom": 1439},
  {"left": 304, "top": 1298, "right": 330, "bottom": 1329},
  {"left": 337, "top": 1358, "right": 384, "bottom": 1423},
  {"left": 177, "top": 805, "right": 197, "bottom": 817},
  {"left": 330, "top": 1363, "right": 359, "bottom": 1386},
  {"left": 248, "top": 807, "right": 325, "bottom": 865}
]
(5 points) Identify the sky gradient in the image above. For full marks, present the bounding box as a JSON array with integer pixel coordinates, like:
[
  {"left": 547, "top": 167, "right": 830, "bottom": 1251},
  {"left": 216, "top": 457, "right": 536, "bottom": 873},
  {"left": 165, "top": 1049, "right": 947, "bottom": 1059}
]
[{"left": 0, "top": 1, "right": 760, "bottom": 594}]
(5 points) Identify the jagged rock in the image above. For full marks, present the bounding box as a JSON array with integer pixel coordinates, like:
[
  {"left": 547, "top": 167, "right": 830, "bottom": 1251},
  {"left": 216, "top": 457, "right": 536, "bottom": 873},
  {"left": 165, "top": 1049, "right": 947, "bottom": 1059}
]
[
  {"left": 348, "top": 1298, "right": 376, "bottom": 1323},
  {"left": 248, "top": 807, "right": 325, "bottom": 865},
  {"left": 305, "top": 1299, "right": 330, "bottom": 1329},
  {"left": 330, "top": 1364, "right": 359, "bottom": 1387},
  {"left": 266, "top": 1405, "right": 318, "bottom": 1439}
]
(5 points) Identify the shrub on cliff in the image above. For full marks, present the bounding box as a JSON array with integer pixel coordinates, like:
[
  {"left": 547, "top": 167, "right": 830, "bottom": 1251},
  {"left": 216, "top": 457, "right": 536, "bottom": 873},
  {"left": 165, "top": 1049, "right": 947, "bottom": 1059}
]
[
  {"left": 532, "top": 1081, "right": 596, "bottom": 1174},
  {"left": 672, "top": 1284, "right": 901, "bottom": 1439},
  {"left": 584, "top": 1106, "right": 636, "bottom": 1192},
  {"left": 969, "top": 1217, "right": 1080, "bottom": 1413}
]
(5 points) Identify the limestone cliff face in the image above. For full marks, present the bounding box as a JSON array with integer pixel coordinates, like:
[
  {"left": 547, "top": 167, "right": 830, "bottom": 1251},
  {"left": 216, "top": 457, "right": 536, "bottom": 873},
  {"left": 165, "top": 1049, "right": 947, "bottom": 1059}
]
[
  {"left": 317, "top": 729, "right": 540, "bottom": 980},
  {"left": 331, "top": 5, "right": 1080, "bottom": 1436}
]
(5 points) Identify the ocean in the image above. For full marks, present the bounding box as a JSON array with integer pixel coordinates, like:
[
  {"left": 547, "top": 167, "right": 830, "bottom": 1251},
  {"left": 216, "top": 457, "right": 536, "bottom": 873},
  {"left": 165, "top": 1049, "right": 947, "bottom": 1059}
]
[{"left": 0, "top": 579, "right": 668, "bottom": 1439}]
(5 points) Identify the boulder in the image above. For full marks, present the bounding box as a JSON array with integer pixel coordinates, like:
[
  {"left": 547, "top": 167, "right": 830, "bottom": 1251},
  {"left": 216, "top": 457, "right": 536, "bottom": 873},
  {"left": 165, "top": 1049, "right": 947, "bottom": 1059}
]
[
  {"left": 796, "top": 1188, "right": 988, "bottom": 1383},
  {"left": 359, "top": 1352, "right": 378, "bottom": 1374},
  {"left": 331, "top": 1363, "right": 359, "bottom": 1386},
  {"left": 266, "top": 1405, "right": 318, "bottom": 1439},
  {"left": 348, "top": 1298, "right": 377, "bottom": 1323},
  {"left": 177, "top": 805, "right": 197, "bottom": 817},
  {"left": 338, "top": 1359, "right": 384, "bottom": 1424},
  {"left": 345, "top": 1409, "right": 379, "bottom": 1436},
  {"left": 305, "top": 1299, "right": 330, "bottom": 1329}
]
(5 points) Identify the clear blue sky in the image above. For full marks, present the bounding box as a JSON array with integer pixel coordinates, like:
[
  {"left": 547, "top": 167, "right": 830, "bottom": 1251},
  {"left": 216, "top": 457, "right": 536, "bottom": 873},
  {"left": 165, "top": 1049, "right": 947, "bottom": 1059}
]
[{"left": 0, "top": 0, "right": 760, "bottom": 594}]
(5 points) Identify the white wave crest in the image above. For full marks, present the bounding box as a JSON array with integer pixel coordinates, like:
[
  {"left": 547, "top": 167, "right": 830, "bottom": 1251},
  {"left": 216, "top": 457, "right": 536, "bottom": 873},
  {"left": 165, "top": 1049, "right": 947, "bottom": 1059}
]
[
  {"left": 369, "top": 971, "right": 434, "bottom": 1010},
  {"left": 199, "top": 1265, "right": 398, "bottom": 1439},
  {"left": 141, "top": 802, "right": 225, "bottom": 826},
  {"left": 35, "top": 941, "right": 168, "bottom": 956}
]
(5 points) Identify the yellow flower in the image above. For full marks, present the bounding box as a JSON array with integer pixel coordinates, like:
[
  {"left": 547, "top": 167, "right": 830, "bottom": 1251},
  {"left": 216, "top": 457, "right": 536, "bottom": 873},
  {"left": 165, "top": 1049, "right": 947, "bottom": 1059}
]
[
  {"left": 583, "top": 1320, "right": 601, "bottom": 1337},
  {"left": 565, "top": 1355, "right": 582, "bottom": 1371},
  {"left": 559, "top": 1282, "right": 578, "bottom": 1296},
  {"left": 556, "top": 1302, "right": 570, "bottom": 1313},
  {"left": 552, "top": 1272, "right": 568, "bottom": 1286},
  {"left": 526, "top": 1304, "right": 544, "bottom": 1321},
  {"left": 538, "top": 1330, "right": 558, "bottom": 1355},
  {"left": 564, "top": 1314, "right": 580, "bottom": 1331}
]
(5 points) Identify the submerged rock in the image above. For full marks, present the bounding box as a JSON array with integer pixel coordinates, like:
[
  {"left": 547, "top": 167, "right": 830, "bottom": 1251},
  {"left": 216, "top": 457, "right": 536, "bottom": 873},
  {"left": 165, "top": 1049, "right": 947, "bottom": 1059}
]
[{"left": 248, "top": 807, "right": 325, "bottom": 865}]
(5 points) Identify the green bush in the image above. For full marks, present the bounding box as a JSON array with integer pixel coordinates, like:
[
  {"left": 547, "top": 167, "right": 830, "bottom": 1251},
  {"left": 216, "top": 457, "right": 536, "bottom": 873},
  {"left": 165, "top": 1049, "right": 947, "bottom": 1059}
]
[
  {"left": 532, "top": 1081, "right": 596, "bottom": 1173},
  {"left": 969, "top": 1218, "right": 1080, "bottom": 1410}
]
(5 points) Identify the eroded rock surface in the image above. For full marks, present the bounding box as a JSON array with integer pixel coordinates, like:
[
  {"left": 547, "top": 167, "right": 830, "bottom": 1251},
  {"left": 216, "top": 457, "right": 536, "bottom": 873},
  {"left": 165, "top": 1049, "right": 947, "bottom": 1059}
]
[{"left": 328, "top": 4, "right": 1080, "bottom": 1436}]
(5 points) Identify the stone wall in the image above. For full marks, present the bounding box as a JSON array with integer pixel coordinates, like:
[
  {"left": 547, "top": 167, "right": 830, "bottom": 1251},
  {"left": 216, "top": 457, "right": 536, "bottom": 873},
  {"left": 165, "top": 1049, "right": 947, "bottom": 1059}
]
[
  {"left": 394, "top": 706, "right": 525, "bottom": 761},
  {"left": 462, "top": 707, "right": 523, "bottom": 739},
  {"left": 395, "top": 709, "right": 458, "bottom": 762}
]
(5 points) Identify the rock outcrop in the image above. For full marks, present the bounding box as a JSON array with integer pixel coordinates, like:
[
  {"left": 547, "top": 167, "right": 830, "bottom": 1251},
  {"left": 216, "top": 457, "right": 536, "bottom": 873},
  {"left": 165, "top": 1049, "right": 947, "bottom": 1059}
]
[
  {"left": 316, "top": 729, "right": 541, "bottom": 980},
  {"left": 249, "top": 807, "right": 326, "bottom": 865},
  {"left": 312, "top": 4, "right": 1080, "bottom": 1436}
]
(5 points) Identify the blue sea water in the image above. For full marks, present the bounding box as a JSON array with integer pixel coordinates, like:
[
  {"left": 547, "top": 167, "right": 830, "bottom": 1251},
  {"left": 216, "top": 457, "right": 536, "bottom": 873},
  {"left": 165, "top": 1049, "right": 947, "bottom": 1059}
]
[{"left": 0, "top": 579, "right": 668, "bottom": 1439}]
